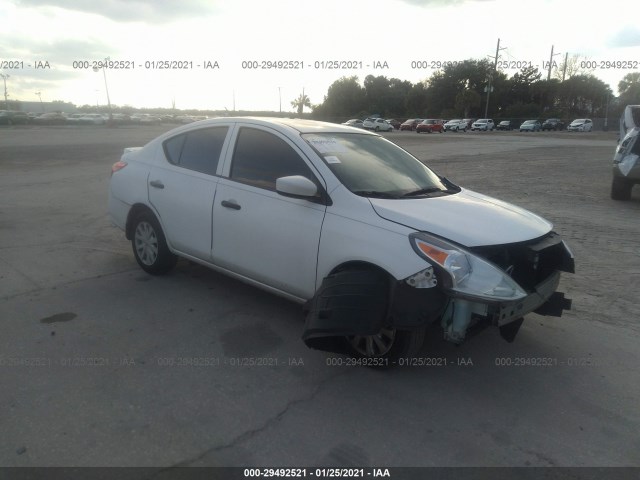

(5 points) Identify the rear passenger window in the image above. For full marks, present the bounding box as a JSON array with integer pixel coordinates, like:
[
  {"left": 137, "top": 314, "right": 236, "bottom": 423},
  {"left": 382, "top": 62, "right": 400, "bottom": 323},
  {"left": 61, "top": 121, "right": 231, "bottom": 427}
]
[
  {"left": 162, "top": 127, "right": 228, "bottom": 175},
  {"left": 230, "top": 127, "right": 316, "bottom": 191}
]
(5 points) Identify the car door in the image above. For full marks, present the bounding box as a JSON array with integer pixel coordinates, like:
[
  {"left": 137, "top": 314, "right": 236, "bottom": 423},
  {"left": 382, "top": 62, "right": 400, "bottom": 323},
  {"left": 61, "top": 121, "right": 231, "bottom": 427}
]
[
  {"left": 211, "top": 125, "right": 327, "bottom": 299},
  {"left": 148, "top": 125, "right": 231, "bottom": 259}
]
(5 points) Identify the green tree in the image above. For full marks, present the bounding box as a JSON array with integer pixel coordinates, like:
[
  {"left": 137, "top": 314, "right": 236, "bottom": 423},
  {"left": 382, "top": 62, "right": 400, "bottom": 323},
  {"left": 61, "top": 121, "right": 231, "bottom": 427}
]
[
  {"left": 312, "top": 76, "right": 366, "bottom": 120},
  {"left": 557, "top": 74, "right": 612, "bottom": 116},
  {"left": 618, "top": 72, "right": 640, "bottom": 106},
  {"left": 405, "top": 82, "right": 428, "bottom": 116},
  {"left": 425, "top": 59, "right": 495, "bottom": 116},
  {"left": 454, "top": 90, "right": 481, "bottom": 117}
]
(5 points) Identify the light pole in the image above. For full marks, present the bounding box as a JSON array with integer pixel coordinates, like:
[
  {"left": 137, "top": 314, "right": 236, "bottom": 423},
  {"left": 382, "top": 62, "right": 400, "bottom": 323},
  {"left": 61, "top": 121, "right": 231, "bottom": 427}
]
[
  {"left": 0, "top": 74, "right": 9, "bottom": 109},
  {"left": 93, "top": 58, "right": 113, "bottom": 124},
  {"left": 278, "top": 87, "right": 281, "bottom": 113},
  {"left": 35, "top": 91, "right": 44, "bottom": 112}
]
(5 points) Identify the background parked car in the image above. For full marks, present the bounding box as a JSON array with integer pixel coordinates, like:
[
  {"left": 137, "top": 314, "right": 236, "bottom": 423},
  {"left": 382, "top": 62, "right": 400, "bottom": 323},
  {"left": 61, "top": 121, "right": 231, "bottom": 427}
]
[
  {"left": 400, "top": 119, "right": 422, "bottom": 131},
  {"left": 416, "top": 119, "right": 444, "bottom": 133},
  {"left": 496, "top": 120, "right": 515, "bottom": 131},
  {"left": 32, "top": 112, "right": 67, "bottom": 125},
  {"left": 0, "top": 110, "right": 29, "bottom": 125},
  {"left": 519, "top": 120, "right": 541, "bottom": 132},
  {"left": 66, "top": 113, "right": 85, "bottom": 124},
  {"left": 79, "top": 113, "right": 106, "bottom": 125},
  {"left": 341, "top": 119, "right": 364, "bottom": 129},
  {"left": 363, "top": 118, "right": 393, "bottom": 132},
  {"left": 611, "top": 105, "right": 640, "bottom": 200},
  {"left": 567, "top": 119, "right": 593, "bottom": 132},
  {"left": 471, "top": 119, "right": 495, "bottom": 131},
  {"left": 385, "top": 119, "right": 401, "bottom": 130},
  {"left": 542, "top": 118, "right": 565, "bottom": 131},
  {"left": 444, "top": 119, "right": 468, "bottom": 132}
]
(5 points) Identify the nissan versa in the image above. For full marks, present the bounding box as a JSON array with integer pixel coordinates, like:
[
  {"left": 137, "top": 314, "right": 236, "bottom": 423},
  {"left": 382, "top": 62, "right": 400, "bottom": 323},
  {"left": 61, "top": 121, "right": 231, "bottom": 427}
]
[{"left": 108, "top": 118, "right": 574, "bottom": 362}]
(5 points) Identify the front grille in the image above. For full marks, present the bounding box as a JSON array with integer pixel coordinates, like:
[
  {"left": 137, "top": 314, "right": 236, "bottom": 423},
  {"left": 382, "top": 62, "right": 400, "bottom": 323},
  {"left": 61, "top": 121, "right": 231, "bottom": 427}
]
[{"left": 469, "top": 233, "right": 568, "bottom": 292}]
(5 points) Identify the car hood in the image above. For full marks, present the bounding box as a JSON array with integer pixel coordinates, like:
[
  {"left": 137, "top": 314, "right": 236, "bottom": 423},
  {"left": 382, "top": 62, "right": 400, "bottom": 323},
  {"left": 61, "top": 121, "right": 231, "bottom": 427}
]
[{"left": 369, "top": 189, "right": 552, "bottom": 247}]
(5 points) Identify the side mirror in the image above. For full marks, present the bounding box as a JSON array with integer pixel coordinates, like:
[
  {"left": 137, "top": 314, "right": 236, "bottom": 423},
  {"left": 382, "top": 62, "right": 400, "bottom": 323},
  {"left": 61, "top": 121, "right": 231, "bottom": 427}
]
[{"left": 276, "top": 175, "right": 318, "bottom": 199}]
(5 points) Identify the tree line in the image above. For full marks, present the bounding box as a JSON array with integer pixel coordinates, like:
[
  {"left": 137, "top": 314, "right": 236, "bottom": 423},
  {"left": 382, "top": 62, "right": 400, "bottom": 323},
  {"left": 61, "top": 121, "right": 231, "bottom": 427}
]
[{"left": 310, "top": 59, "right": 640, "bottom": 122}]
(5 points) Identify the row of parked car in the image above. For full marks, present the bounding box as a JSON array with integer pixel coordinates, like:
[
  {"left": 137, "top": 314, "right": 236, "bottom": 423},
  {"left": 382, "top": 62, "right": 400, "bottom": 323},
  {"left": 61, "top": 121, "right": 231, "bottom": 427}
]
[
  {"left": 0, "top": 110, "right": 209, "bottom": 126},
  {"left": 341, "top": 116, "right": 595, "bottom": 134}
]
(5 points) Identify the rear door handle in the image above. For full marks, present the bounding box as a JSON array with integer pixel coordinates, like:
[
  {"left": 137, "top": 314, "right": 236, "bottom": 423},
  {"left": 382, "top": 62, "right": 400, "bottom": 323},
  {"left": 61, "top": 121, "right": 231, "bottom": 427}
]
[
  {"left": 149, "top": 180, "right": 164, "bottom": 189},
  {"left": 221, "top": 200, "right": 241, "bottom": 210}
]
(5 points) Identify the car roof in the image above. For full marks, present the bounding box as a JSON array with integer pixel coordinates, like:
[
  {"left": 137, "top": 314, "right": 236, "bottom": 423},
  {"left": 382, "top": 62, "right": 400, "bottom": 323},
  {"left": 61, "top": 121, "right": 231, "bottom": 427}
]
[{"left": 155, "top": 117, "right": 379, "bottom": 141}]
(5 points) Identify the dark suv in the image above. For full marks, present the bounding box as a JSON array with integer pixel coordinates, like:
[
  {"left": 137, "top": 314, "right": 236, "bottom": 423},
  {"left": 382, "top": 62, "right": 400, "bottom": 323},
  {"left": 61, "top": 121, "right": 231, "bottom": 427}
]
[{"left": 542, "top": 118, "right": 565, "bottom": 131}]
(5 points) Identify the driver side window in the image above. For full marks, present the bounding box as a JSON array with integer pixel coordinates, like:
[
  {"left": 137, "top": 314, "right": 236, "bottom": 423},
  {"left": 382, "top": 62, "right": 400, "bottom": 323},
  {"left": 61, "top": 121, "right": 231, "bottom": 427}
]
[{"left": 230, "top": 127, "right": 316, "bottom": 191}]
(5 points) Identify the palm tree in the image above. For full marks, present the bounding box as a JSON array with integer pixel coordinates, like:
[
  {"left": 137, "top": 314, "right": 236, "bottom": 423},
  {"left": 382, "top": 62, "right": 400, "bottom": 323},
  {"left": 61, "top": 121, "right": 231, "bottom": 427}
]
[{"left": 291, "top": 91, "right": 311, "bottom": 115}]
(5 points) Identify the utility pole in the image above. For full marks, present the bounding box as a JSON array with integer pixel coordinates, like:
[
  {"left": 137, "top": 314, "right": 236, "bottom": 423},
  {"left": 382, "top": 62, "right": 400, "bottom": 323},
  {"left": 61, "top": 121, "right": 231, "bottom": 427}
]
[
  {"left": 0, "top": 74, "right": 9, "bottom": 109},
  {"left": 93, "top": 57, "right": 113, "bottom": 123},
  {"left": 547, "top": 45, "right": 561, "bottom": 81},
  {"left": 484, "top": 38, "right": 505, "bottom": 118}
]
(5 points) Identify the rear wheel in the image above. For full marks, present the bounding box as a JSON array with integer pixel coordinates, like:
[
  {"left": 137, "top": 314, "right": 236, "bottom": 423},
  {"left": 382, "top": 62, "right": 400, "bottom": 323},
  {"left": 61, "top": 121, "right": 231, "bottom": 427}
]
[{"left": 611, "top": 176, "right": 633, "bottom": 201}]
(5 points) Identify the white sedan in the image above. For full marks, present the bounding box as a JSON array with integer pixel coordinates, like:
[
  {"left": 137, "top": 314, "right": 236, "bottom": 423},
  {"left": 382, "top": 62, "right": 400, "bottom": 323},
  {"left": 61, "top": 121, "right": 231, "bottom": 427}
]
[
  {"left": 567, "top": 118, "right": 593, "bottom": 132},
  {"left": 362, "top": 118, "right": 393, "bottom": 132},
  {"left": 108, "top": 117, "right": 574, "bottom": 361}
]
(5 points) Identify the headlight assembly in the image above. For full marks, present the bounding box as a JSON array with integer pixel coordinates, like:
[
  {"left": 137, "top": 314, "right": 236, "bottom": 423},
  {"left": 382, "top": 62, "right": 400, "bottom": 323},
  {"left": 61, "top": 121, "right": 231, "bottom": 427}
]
[{"left": 409, "top": 232, "right": 527, "bottom": 302}]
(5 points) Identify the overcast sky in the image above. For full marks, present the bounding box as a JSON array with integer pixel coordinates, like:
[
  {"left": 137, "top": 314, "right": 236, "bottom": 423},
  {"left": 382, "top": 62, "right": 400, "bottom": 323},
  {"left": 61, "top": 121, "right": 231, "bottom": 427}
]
[{"left": 2, "top": 0, "right": 639, "bottom": 112}]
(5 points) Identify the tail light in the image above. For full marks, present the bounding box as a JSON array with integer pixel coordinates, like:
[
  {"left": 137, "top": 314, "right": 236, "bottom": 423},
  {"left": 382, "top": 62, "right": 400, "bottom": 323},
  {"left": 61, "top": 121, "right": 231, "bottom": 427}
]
[{"left": 111, "top": 161, "right": 127, "bottom": 176}]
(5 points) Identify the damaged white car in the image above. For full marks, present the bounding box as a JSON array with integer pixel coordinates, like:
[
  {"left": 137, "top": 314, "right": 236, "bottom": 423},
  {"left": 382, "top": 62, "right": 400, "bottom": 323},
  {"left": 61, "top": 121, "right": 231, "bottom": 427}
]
[
  {"left": 108, "top": 117, "right": 574, "bottom": 361},
  {"left": 611, "top": 105, "right": 640, "bottom": 201}
]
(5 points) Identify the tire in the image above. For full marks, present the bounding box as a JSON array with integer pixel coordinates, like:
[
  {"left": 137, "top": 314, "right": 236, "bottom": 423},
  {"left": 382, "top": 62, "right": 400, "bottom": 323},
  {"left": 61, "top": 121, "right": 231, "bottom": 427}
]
[
  {"left": 347, "top": 326, "right": 426, "bottom": 362},
  {"left": 315, "top": 266, "right": 427, "bottom": 361},
  {"left": 131, "top": 211, "right": 178, "bottom": 274},
  {"left": 375, "top": 126, "right": 380, "bottom": 132},
  {"left": 611, "top": 176, "right": 633, "bottom": 201}
]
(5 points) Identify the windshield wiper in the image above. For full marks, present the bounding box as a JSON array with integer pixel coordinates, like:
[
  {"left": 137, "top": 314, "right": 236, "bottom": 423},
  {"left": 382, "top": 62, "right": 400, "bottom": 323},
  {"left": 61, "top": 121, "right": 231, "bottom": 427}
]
[
  {"left": 352, "top": 190, "right": 400, "bottom": 199},
  {"left": 402, "top": 187, "right": 444, "bottom": 197}
]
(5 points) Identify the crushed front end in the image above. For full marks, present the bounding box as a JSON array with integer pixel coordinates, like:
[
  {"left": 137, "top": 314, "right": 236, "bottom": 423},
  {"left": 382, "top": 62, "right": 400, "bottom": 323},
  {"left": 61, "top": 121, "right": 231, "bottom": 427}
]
[{"left": 407, "top": 231, "right": 574, "bottom": 344}]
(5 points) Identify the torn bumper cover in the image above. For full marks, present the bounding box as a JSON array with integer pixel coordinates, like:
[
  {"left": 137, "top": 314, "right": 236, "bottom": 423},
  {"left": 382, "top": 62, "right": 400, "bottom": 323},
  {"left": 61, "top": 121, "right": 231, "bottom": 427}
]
[{"left": 302, "top": 268, "right": 446, "bottom": 354}]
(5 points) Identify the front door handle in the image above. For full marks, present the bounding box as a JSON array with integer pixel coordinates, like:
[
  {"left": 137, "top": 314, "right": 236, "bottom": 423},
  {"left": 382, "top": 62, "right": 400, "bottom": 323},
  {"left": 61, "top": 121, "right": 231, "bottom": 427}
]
[
  {"left": 149, "top": 180, "right": 164, "bottom": 189},
  {"left": 221, "top": 200, "right": 241, "bottom": 210}
]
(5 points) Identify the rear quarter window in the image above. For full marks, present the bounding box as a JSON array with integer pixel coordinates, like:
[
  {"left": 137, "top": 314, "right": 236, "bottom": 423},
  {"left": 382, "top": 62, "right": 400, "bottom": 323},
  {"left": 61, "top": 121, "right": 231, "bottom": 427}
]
[{"left": 162, "top": 127, "right": 228, "bottom": 175}]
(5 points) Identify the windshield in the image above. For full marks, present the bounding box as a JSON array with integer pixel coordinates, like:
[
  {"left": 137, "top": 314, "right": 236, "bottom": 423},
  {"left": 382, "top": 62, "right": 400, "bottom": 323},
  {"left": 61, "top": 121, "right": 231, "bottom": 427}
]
[
  {"left": 523, "top": 120, "right": 535, "bottom": 124},
  {"left": 302, "top": 133, "right": 450, "bottom": 197}
]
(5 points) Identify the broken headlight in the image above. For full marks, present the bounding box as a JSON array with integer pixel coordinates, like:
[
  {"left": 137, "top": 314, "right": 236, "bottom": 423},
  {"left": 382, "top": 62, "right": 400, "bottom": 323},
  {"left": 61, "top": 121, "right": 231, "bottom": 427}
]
[{"left": 409, "top": 232, "right": 527, "bottom": 302}]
